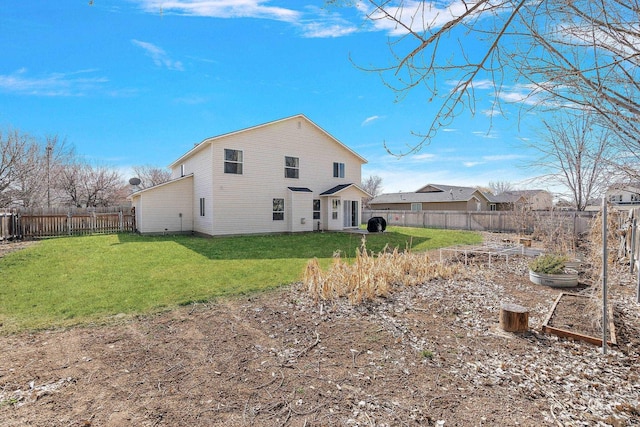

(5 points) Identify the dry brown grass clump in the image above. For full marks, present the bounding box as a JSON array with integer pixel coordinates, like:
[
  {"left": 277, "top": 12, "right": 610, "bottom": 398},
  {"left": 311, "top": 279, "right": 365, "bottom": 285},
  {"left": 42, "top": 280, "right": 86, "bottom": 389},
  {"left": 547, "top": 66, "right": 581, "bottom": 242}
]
[{"left": 304, "top": 236, "right": 462, "bottom": 305}]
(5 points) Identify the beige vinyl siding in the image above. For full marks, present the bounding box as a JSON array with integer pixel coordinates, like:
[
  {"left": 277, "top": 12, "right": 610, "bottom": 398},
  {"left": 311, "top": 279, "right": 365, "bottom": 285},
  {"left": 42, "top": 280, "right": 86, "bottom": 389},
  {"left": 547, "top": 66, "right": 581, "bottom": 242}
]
[
  {"left": 287, "top": 190, "right": 314, "bottom": 233},
  {"left": 133, "top": 176, "right": 193, "bottom": 234},
  {"left": 178, "top": 144, "right": 214, "bottom": 235},
  {"left": 208, "top": 117, "right": 364, "bottom": 235}
]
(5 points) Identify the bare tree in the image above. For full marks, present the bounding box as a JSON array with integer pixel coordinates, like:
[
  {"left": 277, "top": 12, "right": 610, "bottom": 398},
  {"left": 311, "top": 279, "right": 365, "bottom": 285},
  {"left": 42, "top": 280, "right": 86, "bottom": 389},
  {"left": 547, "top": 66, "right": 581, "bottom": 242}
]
[
  {"left": 132, "top": 165, "right": 171, "bottom": 189},
  {"left": 0, "top": 129, "right": 75, "bottom": 208},
  {"left": 350, "top": 0, "right": 639, "bottom": 157},
  {"left": 531, "top": 114, "right": 614, "bottom": 211},
  {"left": 0, "top": 129, "right": 33, "bottom": 207},
  {"left": 361, "top": 175, "right": 383, "bottom": 208},
  {"left": 57, "top": 161, "right": 127, "bottom": 207},
  {"left": 488, "top": 181, "right": 514, "bottom": 195}
]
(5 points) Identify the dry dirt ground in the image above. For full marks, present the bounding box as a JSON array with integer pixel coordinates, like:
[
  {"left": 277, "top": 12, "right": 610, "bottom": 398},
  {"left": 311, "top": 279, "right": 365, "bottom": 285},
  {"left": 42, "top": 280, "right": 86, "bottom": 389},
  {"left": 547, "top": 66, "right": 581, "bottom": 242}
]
[{"left": 1, "top": 237, "right": 639, "bottom": 426}]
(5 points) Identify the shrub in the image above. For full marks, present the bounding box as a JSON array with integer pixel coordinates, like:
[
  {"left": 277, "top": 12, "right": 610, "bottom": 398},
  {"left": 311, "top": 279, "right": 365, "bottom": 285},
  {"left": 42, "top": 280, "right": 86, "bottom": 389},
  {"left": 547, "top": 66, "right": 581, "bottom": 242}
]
[{"left": 528, "top": 253, "right": 568, "bottom": 274}]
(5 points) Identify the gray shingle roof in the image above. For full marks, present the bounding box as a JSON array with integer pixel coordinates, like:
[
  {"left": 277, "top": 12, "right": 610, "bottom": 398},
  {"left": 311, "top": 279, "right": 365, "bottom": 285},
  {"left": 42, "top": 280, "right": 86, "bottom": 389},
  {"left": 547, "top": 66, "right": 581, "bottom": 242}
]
[
  {"left": 370, "top": 184, "right": 484, "bottom": 204},
  {"left": 320, "top": 184, "right": 353, "bottom": 195}
]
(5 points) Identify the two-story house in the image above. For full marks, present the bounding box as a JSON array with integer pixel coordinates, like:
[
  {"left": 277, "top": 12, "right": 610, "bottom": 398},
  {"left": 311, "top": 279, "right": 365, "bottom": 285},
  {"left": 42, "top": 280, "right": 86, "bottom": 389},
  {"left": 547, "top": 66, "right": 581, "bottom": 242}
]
[
  {"left": 606, "top": 182, "right": 640, "bottom": 208},
  {"left": 130, "top": 115, "right": 369, "bottom": 236}
]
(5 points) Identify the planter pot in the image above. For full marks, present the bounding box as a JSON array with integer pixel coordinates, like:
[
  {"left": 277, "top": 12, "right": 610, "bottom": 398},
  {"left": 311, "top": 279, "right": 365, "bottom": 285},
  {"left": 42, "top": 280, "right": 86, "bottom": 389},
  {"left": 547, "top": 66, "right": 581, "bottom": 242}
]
[
  {"left": 529, "top": 270, "right": 578, "bottom": 288},
  {"left": 564, "top": 260, "right": 581, "bottom": 270}
]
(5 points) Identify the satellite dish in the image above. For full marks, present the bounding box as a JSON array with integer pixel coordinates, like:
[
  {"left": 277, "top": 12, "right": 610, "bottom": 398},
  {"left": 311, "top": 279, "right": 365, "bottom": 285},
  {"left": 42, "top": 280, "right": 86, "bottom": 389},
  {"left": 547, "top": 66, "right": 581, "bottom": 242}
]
[{"left": 129, "top": 177, "right": 142, "bottom": 186}]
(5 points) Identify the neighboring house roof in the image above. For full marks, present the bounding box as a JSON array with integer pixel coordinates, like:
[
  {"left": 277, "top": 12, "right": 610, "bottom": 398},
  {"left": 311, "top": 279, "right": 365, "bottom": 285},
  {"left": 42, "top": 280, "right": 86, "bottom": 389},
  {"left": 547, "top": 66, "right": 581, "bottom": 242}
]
[
  {"left": 128, "top": 174, "right": 194, "bottom": 199},
  {"left": 168, "top": 114, "right": 367, "bottom": 168},
  {"left": 370, "top": 184, "right": 486, "bottom": 204},
  {"left": 320, "top": 183, "right": 371, "bottom": 197},
  {"left": 485, "top": 193, "right": 524, "bottom": 204},
  {"left": 415, "top": 183, "right": 473, "bottom": 194}
]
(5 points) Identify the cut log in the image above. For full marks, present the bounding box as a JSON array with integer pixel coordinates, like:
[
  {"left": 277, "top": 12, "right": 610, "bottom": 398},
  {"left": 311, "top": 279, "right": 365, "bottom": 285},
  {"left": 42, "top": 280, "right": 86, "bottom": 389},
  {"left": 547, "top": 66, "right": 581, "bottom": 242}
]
[{"left": 500, "top": 303, "right": 529, "bottom": 332}]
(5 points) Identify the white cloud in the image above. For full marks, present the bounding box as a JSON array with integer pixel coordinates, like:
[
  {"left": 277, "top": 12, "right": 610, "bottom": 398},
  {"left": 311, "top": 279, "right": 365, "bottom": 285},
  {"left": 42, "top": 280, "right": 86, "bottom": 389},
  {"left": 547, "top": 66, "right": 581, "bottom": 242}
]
[
  {"left": 135, "top": 1, "right": 358, "bottom": 39},
  {"left": 361, "top": 115, "right": 381, "bottom": 126},
  {"left": 301, "top": 22, "right": 358, "bottom": 38},
  {"left": 411, "top": 153, "right": 436, "bottom": 161},
  {"left": 361, "top": 0, "right": 492, "bottom": 36},
  {"left": 0, "top": 68, "right": 108, "bottom": 96},
  {"left": 137, "top": 0, "right": 301, "bottom": 22},
  {"left": 472, "top": 130, "right": 499, "bottom": 139},
  {"left": 132, "top": 40, "right": 184, "bottom": 71},
  {"left": 463, "top": 161, "right": 483, "bottom": 167},
  {"left": 481, "top": 108, "right": 500, "bottom": 117}
]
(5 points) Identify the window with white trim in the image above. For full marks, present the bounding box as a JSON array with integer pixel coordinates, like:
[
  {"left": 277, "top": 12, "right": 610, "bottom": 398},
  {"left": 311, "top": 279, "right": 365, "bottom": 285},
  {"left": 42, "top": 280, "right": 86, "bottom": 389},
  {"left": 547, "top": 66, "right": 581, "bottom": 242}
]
[
  {"left": 224, "top": 149, "right": 243, "bottom": 174},
  {"left": 331, "top": 199, "right": 339, "bottom": 220},
  {"left": 411, "top": 203, "right": 422, "bottom": 211},
  {"left": 285, "top": 156, "right": 299, "bottom": 179},
  {"left": 273, "top": 198, "right": 284, "bottom": 221},
  {"left": 313, "top": 199, "right": 321, "bottom": 220},
  {"left": 333, "top": 162, "right": 345, "bottom": 178}
]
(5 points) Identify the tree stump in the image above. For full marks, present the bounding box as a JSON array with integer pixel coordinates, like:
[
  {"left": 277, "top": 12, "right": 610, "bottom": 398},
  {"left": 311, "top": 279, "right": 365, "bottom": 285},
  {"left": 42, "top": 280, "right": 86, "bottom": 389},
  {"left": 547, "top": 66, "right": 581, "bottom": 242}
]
[{"left": 500, "top": 303, "right": 529, "bottom": 332}]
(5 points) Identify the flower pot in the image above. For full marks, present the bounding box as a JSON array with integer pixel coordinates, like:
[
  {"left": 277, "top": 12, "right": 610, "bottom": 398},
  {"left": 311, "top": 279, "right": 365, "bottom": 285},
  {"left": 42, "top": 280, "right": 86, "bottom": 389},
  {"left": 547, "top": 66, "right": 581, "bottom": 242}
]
[
  {"left": 564, "top": 260, "right": 581, "bottom": 270},
  {"left": 529, "top": 270, "right": 578, "bottom": 288}
]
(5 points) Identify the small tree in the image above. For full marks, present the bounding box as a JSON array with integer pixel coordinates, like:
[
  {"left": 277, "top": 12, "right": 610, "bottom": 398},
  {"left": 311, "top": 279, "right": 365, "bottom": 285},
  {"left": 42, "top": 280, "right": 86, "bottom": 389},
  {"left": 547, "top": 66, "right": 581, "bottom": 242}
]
[
  {"left": 57, "top": 161, "right": 126, "bottom": 207},
  {"left": 131, "top": 165, "right": 171, "bottom": 189},
  {"left": 530, "top": 113, "right": 614, "bottom": 211},
  {"left": 361, "top": 175, "right": 383, "bottom": 208},
  {"left": 488, "top": 181, "right": 514, "bottom": 196}
]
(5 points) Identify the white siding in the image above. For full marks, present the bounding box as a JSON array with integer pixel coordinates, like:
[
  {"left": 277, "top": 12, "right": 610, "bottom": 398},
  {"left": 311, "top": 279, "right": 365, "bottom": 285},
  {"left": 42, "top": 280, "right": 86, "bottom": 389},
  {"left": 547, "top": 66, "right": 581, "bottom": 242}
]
[
  {"left": 132, "top": 176, "right": 194, "bottom": 234},
  {"left": 208, "top": 117, "right": 365, "bottom": 235},
  {"left": 138, "top": 115, "right": 367, "bottom": 236},
  {"left": 176, "top": 144, "right": 214, "bottom": 235},
  {"left": 287, "top": 189, "right": 314, "bottom": 233}
]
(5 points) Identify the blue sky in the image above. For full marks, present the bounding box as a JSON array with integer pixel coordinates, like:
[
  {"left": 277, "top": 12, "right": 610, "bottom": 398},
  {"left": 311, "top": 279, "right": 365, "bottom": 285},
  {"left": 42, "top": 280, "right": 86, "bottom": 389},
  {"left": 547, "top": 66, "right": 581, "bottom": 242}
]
[{"left": 0, "top": 1, "right": 544, "bottom": 194}]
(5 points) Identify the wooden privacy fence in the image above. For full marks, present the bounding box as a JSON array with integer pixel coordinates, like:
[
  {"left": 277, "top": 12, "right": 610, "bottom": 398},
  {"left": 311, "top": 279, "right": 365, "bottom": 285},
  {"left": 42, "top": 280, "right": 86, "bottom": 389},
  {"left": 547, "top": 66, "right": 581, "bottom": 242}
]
[
  {"left": 0, "top": 208, "right": 135, "bottom": 240},
  {"left": 363, "top": 209, "right": 596, "bottom": 235}
]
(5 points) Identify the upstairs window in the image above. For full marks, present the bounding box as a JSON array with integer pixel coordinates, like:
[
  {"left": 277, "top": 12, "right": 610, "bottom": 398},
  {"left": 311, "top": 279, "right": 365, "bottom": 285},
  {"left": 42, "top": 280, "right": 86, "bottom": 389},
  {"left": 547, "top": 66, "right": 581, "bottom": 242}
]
[
  {"left": 224, "top": 149, "right": 243, "bottom": 174},
  {"left": 273, "top": 198, "right": 284, "bottom": 221},
  {"left": 313, "top": 199, "right": 321, "bottom": 220},
  {"left": 333, "top": 162, "right": 345, "bottom": 178},
  {"left": 285, "top": 156, "right": 299, "bottom": 179}
]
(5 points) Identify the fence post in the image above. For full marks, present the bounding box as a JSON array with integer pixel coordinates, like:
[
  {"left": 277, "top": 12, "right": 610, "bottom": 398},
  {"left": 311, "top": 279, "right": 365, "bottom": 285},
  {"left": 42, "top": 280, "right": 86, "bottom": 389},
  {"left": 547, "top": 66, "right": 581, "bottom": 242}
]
[
  {"left": 68, "top": 211, "right": 72, "bottom": 236},
  {"left": 119, "top": 210, "right": 124, "bottom": 232},
  {"left": 630, "top": 218, "right": 637, "bottom": 275}
]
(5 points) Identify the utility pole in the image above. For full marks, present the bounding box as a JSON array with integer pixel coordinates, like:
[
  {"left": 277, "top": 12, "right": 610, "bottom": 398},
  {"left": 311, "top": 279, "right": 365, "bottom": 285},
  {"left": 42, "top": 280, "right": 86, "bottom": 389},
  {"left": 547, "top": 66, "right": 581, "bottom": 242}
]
[{"left": 46, "top": 144, "right": 52, "bottom": 208}]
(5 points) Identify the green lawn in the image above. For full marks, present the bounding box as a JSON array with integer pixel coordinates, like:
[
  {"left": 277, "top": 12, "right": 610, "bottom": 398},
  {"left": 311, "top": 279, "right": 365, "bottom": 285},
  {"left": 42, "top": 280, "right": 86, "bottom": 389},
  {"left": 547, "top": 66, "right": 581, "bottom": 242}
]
[{"left": 0, "top": 227, "right": 481, "bottom": 332}]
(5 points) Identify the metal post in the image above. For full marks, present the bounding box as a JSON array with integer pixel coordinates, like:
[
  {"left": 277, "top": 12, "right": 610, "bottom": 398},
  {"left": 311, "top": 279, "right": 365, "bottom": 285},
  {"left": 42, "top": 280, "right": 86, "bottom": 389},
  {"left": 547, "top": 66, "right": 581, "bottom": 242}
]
[
  {"left": 602, "top": 198, "right": 608, "bottom": 354},
  {"left": 46, "top": 144, "right": 52, "bottom": 208},
  {"left": 631, "top": 218, "right": 637, "bottom": 275}
]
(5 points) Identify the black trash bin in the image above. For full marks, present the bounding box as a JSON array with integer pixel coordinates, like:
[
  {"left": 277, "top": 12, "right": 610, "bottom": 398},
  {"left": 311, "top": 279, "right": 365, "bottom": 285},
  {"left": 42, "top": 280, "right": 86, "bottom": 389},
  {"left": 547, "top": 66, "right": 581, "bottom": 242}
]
[{"left": 367, "top": 216, "right": 387, "bottom": 233}]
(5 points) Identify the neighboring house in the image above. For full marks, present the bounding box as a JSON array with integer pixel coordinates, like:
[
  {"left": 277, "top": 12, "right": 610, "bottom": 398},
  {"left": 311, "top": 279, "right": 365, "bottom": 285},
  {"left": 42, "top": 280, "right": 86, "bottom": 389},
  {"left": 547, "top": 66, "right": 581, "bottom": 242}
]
[
  {"left": 130, "top": 115, "right": 369, "bottom": 236},
  {"left": 368, "top": 184, "right": 491, "bottom": 211},
  {"left": 486, "top": 189, "right": 553, "bottom": 211},
  {"left": 606, "top": 183, "right": 640, "bottom": 208}
]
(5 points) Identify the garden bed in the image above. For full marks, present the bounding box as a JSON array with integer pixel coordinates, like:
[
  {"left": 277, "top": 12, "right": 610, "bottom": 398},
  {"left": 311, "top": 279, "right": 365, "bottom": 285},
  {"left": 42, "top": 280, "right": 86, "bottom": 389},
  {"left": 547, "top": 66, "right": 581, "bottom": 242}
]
[{"left": 542, "top": 292, "right": 617, "bottom": 346}]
